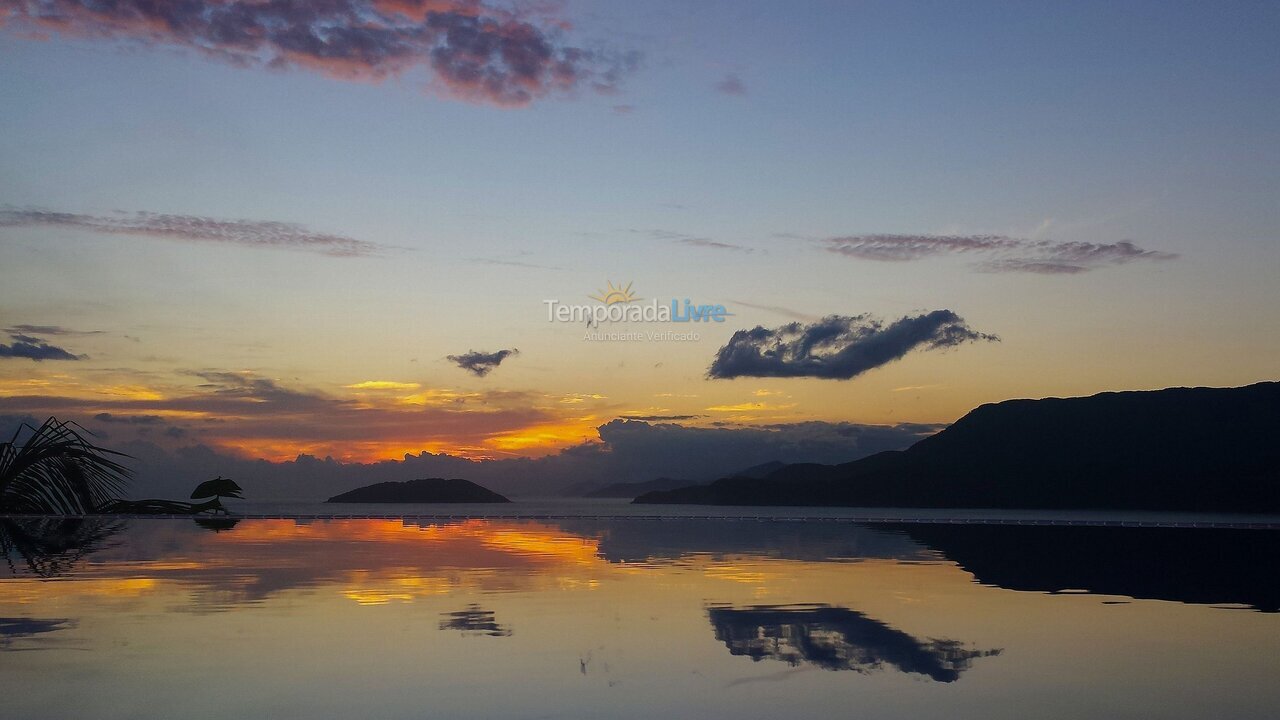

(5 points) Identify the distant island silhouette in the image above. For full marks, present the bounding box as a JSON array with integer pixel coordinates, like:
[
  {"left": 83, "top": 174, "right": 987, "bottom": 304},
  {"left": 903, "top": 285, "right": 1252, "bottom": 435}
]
[
  {"left": 636, "top": 382, "right": 1280, "bottom": 513},
  {"left": 585, "top": 462, "right": 785, "bottom": 498},
  {"left": 325, "top": 478, "right": 510, "bottom": 504},
  {"left": 585, "top": 477, "right": 704, "bottom": 499}
]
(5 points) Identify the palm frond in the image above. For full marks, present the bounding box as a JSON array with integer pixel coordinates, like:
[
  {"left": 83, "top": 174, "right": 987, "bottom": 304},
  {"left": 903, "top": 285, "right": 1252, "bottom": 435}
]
[{"left": 0, "top": 418, "right": 132, "bottom": 514}]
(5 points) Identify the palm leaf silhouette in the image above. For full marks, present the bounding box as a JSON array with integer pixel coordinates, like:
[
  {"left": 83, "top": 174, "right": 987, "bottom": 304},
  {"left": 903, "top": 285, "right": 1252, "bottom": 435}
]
[{"left": 0, "top": 418, "right": 132, "bottom": 514}]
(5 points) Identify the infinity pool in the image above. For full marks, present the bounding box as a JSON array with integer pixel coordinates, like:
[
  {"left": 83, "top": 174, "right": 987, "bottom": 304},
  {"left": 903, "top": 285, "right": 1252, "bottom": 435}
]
[{"left": 2, "top": 517, "right": 1277, "bottom": 719}]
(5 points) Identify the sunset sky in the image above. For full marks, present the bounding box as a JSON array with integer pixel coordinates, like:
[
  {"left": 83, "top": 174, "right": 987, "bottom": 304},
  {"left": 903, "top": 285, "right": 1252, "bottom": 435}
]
[{"left": 1, "top": 1, "right": 1277, "bottom": 476}]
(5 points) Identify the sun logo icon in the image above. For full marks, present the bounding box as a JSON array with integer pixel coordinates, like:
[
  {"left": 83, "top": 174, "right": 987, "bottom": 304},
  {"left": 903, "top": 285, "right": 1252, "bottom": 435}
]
[{"left": 590, "top": 280, "right": 640, "bottom": 305}]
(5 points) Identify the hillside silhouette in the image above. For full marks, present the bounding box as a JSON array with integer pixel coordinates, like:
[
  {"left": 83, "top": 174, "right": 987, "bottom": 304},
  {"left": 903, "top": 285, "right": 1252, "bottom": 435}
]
[{"left": 636, "top": 382, "right": 1280, "bottom": 512}]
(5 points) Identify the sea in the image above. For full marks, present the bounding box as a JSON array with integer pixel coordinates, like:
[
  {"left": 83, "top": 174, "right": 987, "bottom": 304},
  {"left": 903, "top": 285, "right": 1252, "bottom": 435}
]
[{"left": 3, "top": 498, "right": 1278, "bottom": 719}]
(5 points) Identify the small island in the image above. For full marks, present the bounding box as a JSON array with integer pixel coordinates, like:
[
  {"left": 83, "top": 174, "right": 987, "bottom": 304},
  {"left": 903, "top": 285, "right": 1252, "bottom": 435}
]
[{"left": 325, "top": 478, "right": 511, "bottom": 504}]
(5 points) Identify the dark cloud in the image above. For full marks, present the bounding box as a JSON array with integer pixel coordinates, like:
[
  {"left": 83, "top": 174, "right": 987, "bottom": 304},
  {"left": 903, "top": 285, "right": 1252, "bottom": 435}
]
[
  {"left": 714, "top": 73, "right": 746, "bottom": 96},
  {"left": 0, "top": 332, "right": 84, "bottom": 361},
  {"left": 708, "top": 311, "right": 997, "bottom": 380},
  {"left": 0, "top": 0, "right": 636, "bottom": 107},
  {"left": 447, "top": 348, "right": 518, "bottom": 377},
  {"left": 4, "top": 324, "right": 101, "bottom": 336},
  {"left": 468, "top": 257, "right": 562, "bottom": 270},
  {"left": 978, "top": 259, "right": 1091, "bottom": 274},
  {"left": 0, "top": 414, "right": 40, "bottom": 442},
  {"left": 975, "top": 240, "right": 1177, "bottom": 274},
  {"left": 819, "top": 234, "right": 1176, "bottom": 273},
  {"left": 678, "top": 237, "right": 752, "bottom": 253},
  {"left": 94, "top": 413, "right": 163, "bottom": 425},
  {"left": 824, "top": 234, "right": 1020, "bottom": 261},
  {"left": 637, "top": 228, "right": 706, "bottom": 242},
  {"left": 566, "top": 419, "right": 935, "bottom": 488},
  {"left": 183, "top": 370, "right": 339, "bottom": 413},
  {"left": 633, "top": 229, "right": 751, "bottom": 253},
  {"left": 618, "top": 414, "right": 705, "bottom": 422},
  {"left": 0, "top": 208, "right": 386, "bottom": 257}
]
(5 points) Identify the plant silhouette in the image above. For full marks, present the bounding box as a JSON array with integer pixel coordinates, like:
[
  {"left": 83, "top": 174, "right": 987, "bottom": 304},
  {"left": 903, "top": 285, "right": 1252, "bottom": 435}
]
[
  {"left": 0, "top": 418, "right": 131, "bottom": 514},
  {"left": 98, "top": 477, "right": 244, "bottom": 515}
]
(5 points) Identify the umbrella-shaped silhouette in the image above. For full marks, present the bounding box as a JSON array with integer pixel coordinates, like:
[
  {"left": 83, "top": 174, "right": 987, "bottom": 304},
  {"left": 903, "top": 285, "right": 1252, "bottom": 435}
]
[
  {"left": 186, "top": 476, "right": 242, "bottom": 514},
  {"left": 190, "top": 476, "right": 243, "bottom": 501},
  {"left": 95, "top": 476, "right": 245, "bottom": 515}
]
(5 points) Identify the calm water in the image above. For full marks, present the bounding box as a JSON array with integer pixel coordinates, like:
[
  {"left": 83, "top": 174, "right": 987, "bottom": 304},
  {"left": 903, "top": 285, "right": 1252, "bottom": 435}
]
[{"left": 2, "top": 514, "right": 1278, "bottom": 719}]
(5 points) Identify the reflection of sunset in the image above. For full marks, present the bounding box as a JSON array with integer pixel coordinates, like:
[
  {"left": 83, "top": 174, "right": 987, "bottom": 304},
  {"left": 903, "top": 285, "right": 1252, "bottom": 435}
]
[
  {"left": 0, "top": 577, "right": 158, "bottom": 604},
  {"left": 5, "top": 517, "right": 1279, "bottom": 720},
  {"left": 340, "top": 570, "right": 458, "bottom": 605},
  {"left": 702, "top": 563, "right": 781, "bottom": 597},
  {"left": 481, "top": 528, "right": 600, "bottom": 566},
  {"left": 0, "top": 520, "right": 950, "bottom": 612},
  {"left": 218, "top": 519, "right": 602, "bottom": 562},
  {"left": 0, "top": 520, "right": 964, "bottom": 611}
]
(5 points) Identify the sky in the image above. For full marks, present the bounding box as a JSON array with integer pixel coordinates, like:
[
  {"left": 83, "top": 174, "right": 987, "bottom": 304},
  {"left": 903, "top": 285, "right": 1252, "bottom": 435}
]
[{"left": 0, "top": 1, "right": 1277, "bottom": 494}]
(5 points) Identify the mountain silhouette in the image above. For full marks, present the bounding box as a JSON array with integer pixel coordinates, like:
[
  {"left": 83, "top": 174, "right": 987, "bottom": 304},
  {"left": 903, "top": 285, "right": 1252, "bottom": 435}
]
[
  {"left": 637, "top": 382, "right": 1280, "bottom": 512},
  {"left": 585, "top": 476, "right": 704, "bottom": 498},
  {"left": 585, "top": 461, "right": 786, "bottom": 498}
]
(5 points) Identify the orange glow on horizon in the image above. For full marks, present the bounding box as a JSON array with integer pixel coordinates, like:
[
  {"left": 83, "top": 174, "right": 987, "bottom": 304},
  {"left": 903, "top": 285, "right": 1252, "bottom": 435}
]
[
  {"left": 484, "top": 416, "right": 601, "bottom": 454},
  {"left": 207, "top": 416, "right": 612, "bottom": 462},
  {"left": 211, "top": 438, "right": 476, "bottom": 463}
]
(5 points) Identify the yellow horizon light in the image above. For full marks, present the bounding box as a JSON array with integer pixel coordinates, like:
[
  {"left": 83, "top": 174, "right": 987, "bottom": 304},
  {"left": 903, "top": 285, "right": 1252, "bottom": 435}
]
[{"left": 345, "top": 380, "right": 422, "bottom": 391}]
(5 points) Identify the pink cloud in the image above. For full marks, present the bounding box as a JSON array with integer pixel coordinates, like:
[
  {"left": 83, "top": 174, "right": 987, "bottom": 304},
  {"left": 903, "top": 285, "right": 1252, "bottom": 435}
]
[{"left": 0, "top": 0, "right": 636, "bottom": 107}]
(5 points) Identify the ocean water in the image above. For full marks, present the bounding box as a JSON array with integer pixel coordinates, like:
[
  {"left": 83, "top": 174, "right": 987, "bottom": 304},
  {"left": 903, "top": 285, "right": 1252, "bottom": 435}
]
[
  {"left": 2, "top": 510, "right": 1278, "bottom": 719},
  {"left": 226, "top": 496, "right": 1280, "bottom": 526}
]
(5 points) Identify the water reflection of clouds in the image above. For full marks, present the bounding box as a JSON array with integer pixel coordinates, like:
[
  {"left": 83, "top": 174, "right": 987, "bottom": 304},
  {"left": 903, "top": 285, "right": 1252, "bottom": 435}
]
[
  {"left": 1, "top": 519, "right": 619, "bottom": 611},
  {"left": 708, "top": 604, "right": 1001, "bottom": 682},
  {"left": 5, "top": 519, "right": 1278, "bottom": 614},
  {"left": 2, "top": 516, "right": 1277, "bottom": 714},
  {"left": 0, "top": 616, "right": 77, "bottom": 651}
]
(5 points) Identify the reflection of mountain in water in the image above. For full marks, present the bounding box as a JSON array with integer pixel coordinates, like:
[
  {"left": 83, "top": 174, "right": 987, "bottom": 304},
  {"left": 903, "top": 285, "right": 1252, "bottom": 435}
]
[
  {"left": 439, "top": 605, "right": 512, "bottom": 637},
  {"left": 553, "top": 519, "right": 931, "bottom": 564},
  {"left": 708, "top": 604, "right": 999, "bottom": 682},
  {"left": 891, "top": 524, "right": 1280, "bottom": 612},
  {"left": 1, "top": 517, "right": 123, "bottom": 578}
]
